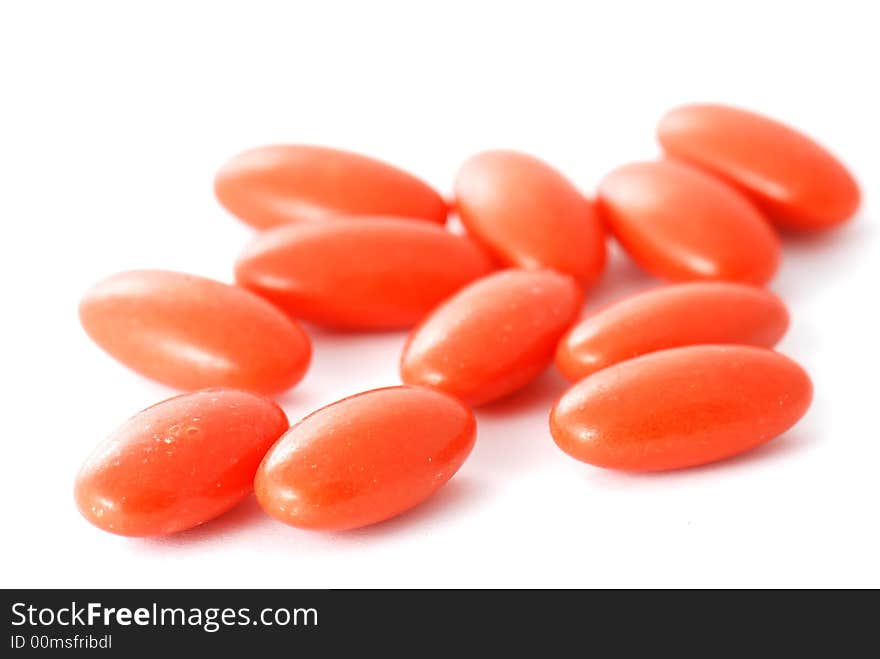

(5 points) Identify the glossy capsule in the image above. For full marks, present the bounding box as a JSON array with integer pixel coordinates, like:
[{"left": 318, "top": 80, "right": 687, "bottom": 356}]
[
  {"left": 75, "top": 389, "right": 289, "bottom": 536},
  {"left": 79, "top": 270, "right": 311, "bottom": 394},
  {"left": 235, "top": 217, "right": 495, "bottom": 329},
  {"left": 454, "top": 150, "right": 607, "bottom": 287},
  {"left": 555, "top": 282, "right": 789, "bottom": 381},
  {"left": 255, "top": 386, "right": 476, "bottom": 531},
  {"left": 597, "top": 160, "right": 780, "bottom": 284},
  {"left": 658, "top": 104, "right": 861, "bottom": 230},
  {"left": 550, "top": 345, "right": 812, "bottom": 471},
  {"left": 400, "top": 269, "right": 581, "bottom": 406},
  {"left": 215, "top": 144, "right": 448, "bottom": 229}
]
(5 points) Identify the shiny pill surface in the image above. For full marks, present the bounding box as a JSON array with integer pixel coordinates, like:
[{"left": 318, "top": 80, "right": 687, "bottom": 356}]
[
  {"left": 555, "top": 282, "right": 789, "bottom": 381},
  {"left": 79, "top": 269, "right": 311, "bottom": 394},
  {"left": 255, "top": 386, "right": 476, "bottom": 531},
  {"left": 400, "top": 269, "right": 581, "bottom": 406},
  {"left": 597, "top": 159, "right": 780, "bottom": 284},
  {"left": 550, "top": 345, "right": 812, "bottom": 471},
  {"left": 658, "top": 103, "right": 861, "bottom": 230},
  {"left": 75, "top": 389, "right": 289, "bottom": 536},
  {"left": 235, "top": 216, "right": 495, "bottom": 329},
  {"left": 454, "top": 150, "right": 607, "bottom": 287},
  {"left": 215, "top": 144, "right": 448, "bottom": 229}
]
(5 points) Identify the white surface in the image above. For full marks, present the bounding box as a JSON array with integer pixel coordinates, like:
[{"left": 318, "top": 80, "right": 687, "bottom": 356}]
[{"left": 1, "top": 0, "right": 878, "bottom": 588}]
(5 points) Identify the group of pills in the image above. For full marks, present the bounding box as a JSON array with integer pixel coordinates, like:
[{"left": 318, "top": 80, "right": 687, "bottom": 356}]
[{"left": 75, "top": 104, "right": 860, "bottom": 535}]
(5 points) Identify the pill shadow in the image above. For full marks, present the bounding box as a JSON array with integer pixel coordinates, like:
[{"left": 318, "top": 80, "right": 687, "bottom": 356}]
[
  {"left": 679, "top": 431, "right": 815, "bottom": 476},
  {"left": 301, "top": 322, "right": 411, "bottom": 341},
  {"left": 581, "top": 243, "right": 656, "bottom": 312},
  {"left": 271, "top": 327, "right": 407, "bottom": 411},
  {"left": 138, "top": 495, "right": 269, "bottom": 548},
  {"left": 463, "top": 370, "right": 567, "bottom": 474},
  {"left": 306, "top": 327, "right": 406, "bottom": 382},
  {"left": 326, "top": 476, "right": 485, "bottom": 542},
  {"left": 143, "top": 477, "right": 486, "bottom": 548},
  {"left": 773, "top": 216, "right": 873, "bottom": 301},
  {"left": 580, "top": 431, "right": 814, "bottom": 487},
  {"left": 478, "top": 368, "right": 568, "bottom": 418}
]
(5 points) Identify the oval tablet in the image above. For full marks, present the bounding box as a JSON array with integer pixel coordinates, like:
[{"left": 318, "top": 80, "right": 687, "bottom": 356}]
[
  {"left": 454, "top": 150, "right": 606, "bottom": 287},
  {"left": 550, "top": 345, "right": 812, "bottom": 471},
  {"left": 401, "top": 269, "right": 581, "bottom": 406},
  {"left": 79, "top": 270, "right": 311, "bottom": 394},
  {"left": 658, "top": 104, "right": 861, "bottom": 230},
  {"left": 76, "top": 389, "right": 289, "bottom": 536},
  {"left": 597, "top": 160, "right": 780, "bottom": 284},
  {"left": 255, "top": 386, "right": 476, "bottom": 531},
  {"left": 215, "top": 144, "right": 448, "bottom": 229},
  {"left": 235, "top": 217, "right": 495, "bottom": 330},
  {"left": 555, "top": 282, "right": 789, "bottom": 381}
]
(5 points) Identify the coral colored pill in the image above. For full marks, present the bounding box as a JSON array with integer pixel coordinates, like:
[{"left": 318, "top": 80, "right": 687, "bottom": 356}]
[
  {"left": 214, "top": 144, "right": 448, "bottom": 229},
  {"left": 658, "top": 104, "right": 861, "bottom": 230},
  {"left": 400, "top": 269, "right": 581, "bottom": 406},
  {"left": 235, "top": 217, "right": 495, "bottom": 330},
  {"left": 255, "top": 386, "right": 476, "bottom": 531},
  {"left": 454, "top": 150, "right": 607, "bottom": 287},
  {"left": 79, "top": 270, "right": 311, "bottom": 394},
  {"left": 597, "top": 160, "right": 780, "bottom": 284},
  {"left": 555, "top": 282, "right": 789, "bottom": 381},
  {"left": 75, "top": 389, "right": 289, "bottom": 536},
  {"left": 550, "top": 345, "right": 812, "bottom": 471}
]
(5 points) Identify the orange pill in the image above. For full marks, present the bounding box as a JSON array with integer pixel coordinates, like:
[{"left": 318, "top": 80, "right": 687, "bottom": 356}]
[
  {"left": 214, "top": 144, "right": 448, "bottom": 229},
  {"left": 235, "top": 217, "right": 495, "bottom": 330},
  {"left": 597, "top": 160, "right": 780, "bottom": 284},
  {"left": 454, "top": 150, "right": 607, "bottom": 287},
  {"left": 658, "top": 104, "right": 861, "bottom": 230},
  {"left": 555, "top": 282, "right": 789, "bottom": 381},
  {"left": 255, "top": 386, "right": 476, "bottom": 531},
  {"left": 400, "top": 269, "right": 581, "bottom": 406},
  {"left": 550, "top": 345, "right": 812, "bottom": 471},
  {"left": 76, "top": 389, "right": 289, "bottom": 536},
  {"left": 79, "top": 270, "right": 311, "bottom": 394}
]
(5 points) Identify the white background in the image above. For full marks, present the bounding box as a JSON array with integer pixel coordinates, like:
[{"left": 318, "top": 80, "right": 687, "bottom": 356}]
[{"left": 1, "top": 1, "right": 877, "bottom": 588}]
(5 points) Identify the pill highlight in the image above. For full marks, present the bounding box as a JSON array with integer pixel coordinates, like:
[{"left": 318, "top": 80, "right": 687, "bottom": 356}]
[
  {"left": 454, "top": 150, "right": 606, "bottom": 287},
  {"left": 75, "top": 389, "right": 289, "bottom": 536},
  {"left": 550, "top": 345, "right": 812, "bottom": 471},
  {"left": 555, "top": 282, "right": 789, "bottom": 381},
  {"left": 215, "top": 144, "right": 448, "bottom": 229},
  {"left": 235, "top": 216, "right": 495, "bottom": 329},
  {"left": 401, "top": 269, "right": 581, "bottom": 406},
  {"left": 255, "top": 386, "right": 476, "bottom": 531},
  {"left": 79, "top": 269, "right": 311, "bottom": 394},
  {"left": 658, "top": 103, "right": 861, "bottom": 230},
  {"left": 597, "top": 160, "right": 780, "bottom": 284}
]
